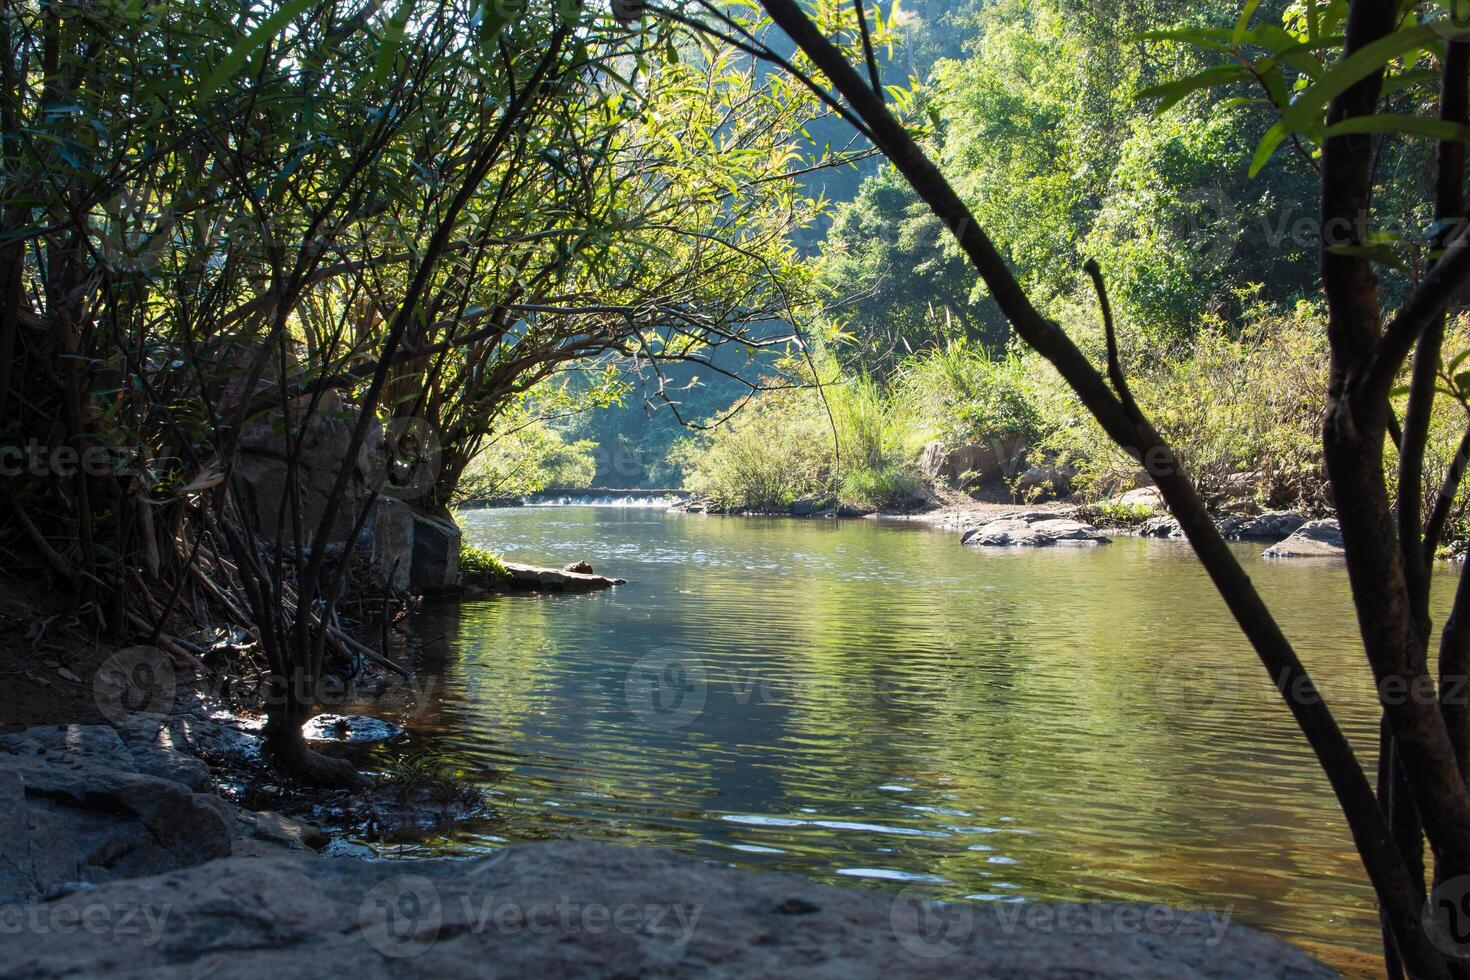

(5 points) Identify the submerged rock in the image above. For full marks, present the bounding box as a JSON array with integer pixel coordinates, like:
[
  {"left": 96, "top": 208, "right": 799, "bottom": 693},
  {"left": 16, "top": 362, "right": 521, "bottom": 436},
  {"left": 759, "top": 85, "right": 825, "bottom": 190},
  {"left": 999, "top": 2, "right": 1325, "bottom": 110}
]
[
  {"left": 1263, "top": 519, "right": 1345, "bottom": 558},
  {"left": 2, "top": 839, "right": 1332, "bottom": 979},
  {"left": 302, "top": 714, "right": 402, "bottom": 744}
]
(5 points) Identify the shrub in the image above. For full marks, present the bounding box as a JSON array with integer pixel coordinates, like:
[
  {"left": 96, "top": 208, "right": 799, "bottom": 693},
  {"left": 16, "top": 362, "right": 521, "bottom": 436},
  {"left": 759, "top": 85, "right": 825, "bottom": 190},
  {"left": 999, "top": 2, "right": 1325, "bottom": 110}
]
[
  {"left": 460, "top": 546, "right": 511, "bottom": 585},
  {"left": 1028, "top": 302, "right": 1330, "bottom": 508},
  {"left": 894, "top": 340, "right": 1042, "bottom": 449},
  {"left": 676, "top": 353, "right": 926, "bottom": 512}
]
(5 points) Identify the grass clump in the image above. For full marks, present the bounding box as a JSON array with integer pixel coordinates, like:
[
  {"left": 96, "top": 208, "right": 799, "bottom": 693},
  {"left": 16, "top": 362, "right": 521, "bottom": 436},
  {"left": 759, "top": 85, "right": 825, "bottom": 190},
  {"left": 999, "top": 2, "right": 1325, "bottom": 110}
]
[{"left": 460, "top": 545, "right": 511, "bottom": 586}]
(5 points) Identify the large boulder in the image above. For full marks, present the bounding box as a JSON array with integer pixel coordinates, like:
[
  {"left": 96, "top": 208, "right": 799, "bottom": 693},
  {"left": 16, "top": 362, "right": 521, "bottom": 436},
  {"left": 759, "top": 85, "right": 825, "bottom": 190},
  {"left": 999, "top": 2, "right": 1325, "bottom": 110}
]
[
  {"left": 1, "top": 839, "right": 1332, "bottom": 979},
  {"left": 0, "top": 725, "right": 232, "bottom": 904},
  {"left": 963, "top": 513, "right": 1109, "bottom": 548},
  {"left": 1138, "top": 516, "right": 1184, "bottom": 538},
  {"left": 1114, "top": 486, "right": 1164, "bottom": 512},
  {"left": 358, "top": 497, "right": 415, "bottom": 591},
  {"left": 1263, "top": 519, "right": 1344, "bottom": 558},
  {"left": 920, "top": 439, "right": 1025, "bottom": 486},
  {"left": 410, "top": 512, "right": 462, "bottom": 594},
  {"left": 234, "top": 392, "right": 385, "bottom": 546}
]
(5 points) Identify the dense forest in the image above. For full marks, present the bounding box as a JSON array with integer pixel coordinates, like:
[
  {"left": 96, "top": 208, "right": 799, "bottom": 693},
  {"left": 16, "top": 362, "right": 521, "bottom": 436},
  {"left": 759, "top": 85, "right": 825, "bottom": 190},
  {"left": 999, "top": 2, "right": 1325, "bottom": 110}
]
[{"left": 526, "top": 0, "right": 1459, "bottom": 532}]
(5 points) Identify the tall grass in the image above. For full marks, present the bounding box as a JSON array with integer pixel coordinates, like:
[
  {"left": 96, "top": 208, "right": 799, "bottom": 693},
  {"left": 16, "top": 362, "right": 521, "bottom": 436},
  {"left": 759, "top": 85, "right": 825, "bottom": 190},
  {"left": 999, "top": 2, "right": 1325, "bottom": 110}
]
[{"left": 674, "top": 353, "right": 925, "bottom": 511}]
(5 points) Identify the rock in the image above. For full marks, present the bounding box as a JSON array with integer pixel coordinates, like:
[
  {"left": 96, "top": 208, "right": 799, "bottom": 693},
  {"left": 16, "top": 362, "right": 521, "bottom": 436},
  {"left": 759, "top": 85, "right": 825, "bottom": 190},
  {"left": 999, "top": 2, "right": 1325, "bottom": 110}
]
[
  {"left": 962, "top": 516, "right": 1109, "bottom": 547},
  {"left": 117, "top": 722, "right": 212, "bottom": 791},
  {"left": 963, "top": 518, "right": 1044, "bottom": 546},
  {"left": 562, "top": 560, "right": 595, "bottom": 574},
  {"left": 1137, "top": 516, "right": 1183, "bottom": 538},
  {"left": 1113, "top": 486, "right": 1163, "bottom": 511},
  {"left": 236, "top": 809, "right": 330, "bottom": 851},
  {"left": 0, "top": 839, "right": 1332, "bottom": 979},
  {"left": 920, "top": 439, "right": 1024, "bottom": 486},
  {"left": 1229, "top": 511, "right": 1307, "bottom": 541},
  {"left": 301, "top": 714, "right": 402, "bottom": 744},
  {"left": 410, "top": 512, "right": 462, "bottom": 594},
  {"left": 1263, "top": 519, "right": 1345, "bottom": 558},
  {"left": 1013, "top": 465, "right": 1073, "bottom": 501},
  {"left": 501, "top": 561, "right": 624, "bottom": 592},
  {"left": 234, "top": 393, "right": 384, "bottom": 545},
  {"left": 0, "top": 725, "right": 232, "bottom": 904},
  {"left": 1028, "top": 518, "right": 1103, "bottom": 541},
  {"left": 358, "top": 498, "right": 415, "bottom": 591},
  {"left": 789, "top": 495, "right": 829, "bottom": 517}
]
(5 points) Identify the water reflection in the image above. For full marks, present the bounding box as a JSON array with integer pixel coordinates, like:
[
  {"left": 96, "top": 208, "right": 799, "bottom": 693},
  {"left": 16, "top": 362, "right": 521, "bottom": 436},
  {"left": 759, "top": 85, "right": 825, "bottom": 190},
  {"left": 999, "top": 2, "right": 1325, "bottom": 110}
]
[{"left": 360, "top": 506, "right": 1459, "bottom": 954}]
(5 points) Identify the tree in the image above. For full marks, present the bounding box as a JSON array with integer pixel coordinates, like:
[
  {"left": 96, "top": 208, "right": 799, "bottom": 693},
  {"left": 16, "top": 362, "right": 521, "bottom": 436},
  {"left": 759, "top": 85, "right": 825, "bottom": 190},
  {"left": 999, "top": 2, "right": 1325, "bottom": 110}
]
[
  {"left": 664, "top": 0, "right": 1470, "bottom": 974},
  {"left": 0, "top": 0, "right": 835, "bottom": 783}
]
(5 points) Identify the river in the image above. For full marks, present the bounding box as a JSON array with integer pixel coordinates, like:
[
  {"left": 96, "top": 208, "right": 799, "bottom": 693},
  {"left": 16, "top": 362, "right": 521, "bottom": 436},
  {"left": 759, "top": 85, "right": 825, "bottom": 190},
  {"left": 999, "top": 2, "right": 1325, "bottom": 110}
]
[{"left": 362, "top": 505, "right": 1462, "bottom": 956}]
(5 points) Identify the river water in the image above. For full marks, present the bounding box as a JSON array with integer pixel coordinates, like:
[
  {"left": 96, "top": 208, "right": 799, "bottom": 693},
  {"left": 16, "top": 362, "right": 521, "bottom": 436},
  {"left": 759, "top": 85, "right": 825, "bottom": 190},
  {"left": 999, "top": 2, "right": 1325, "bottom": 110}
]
[{"left": 366, "top": 505, "right": 1462, "bottom": 955}]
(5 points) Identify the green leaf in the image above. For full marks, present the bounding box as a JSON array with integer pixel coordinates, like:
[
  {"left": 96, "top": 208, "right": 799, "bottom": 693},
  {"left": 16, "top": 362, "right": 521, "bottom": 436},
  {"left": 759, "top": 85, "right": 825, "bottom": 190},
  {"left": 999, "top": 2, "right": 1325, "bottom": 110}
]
[
  {"left": 374, "top": 0, "right": 416, "bottom": 86},
  {"left": 197, "top": 0, "right": 320, "bottom": 104},
  {"left": 479, "top": 0, "right": 523, "bottom": 56},
  {"left": 1135, "top": 65, "right": 1247, "bottom": 111},
  {"left": 1248, "top": 122, "right": 1290, "bottom": 177},
  {"left": 1321, "top": 114, "right": 1470, "bottom": 143},
  {"left": 1279, "top": 24, "right": 1440, "bottom": 134},
  {"left": 1234, "top": 0, "right": 1264, "bottom": 46}
]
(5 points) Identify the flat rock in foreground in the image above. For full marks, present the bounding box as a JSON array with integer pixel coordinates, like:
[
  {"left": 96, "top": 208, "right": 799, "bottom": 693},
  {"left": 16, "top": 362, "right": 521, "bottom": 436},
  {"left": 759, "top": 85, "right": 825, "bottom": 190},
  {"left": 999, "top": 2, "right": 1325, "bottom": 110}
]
[{"left": 2, "top": 839, "right": 1331, "bottom": 979}]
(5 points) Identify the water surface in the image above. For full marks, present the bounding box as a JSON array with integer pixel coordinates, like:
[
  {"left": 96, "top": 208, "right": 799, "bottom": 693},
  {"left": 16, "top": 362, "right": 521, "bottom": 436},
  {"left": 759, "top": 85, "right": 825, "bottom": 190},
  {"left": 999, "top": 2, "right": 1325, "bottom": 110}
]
[{"left": 370, "top": 506, "right": 1460, "bottom": 954}]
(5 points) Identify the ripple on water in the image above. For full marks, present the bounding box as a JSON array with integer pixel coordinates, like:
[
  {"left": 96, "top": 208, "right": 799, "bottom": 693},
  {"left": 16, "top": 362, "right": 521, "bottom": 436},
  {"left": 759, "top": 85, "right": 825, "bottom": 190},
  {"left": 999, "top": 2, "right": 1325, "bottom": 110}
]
[{"left": 378, "top": 506, "right": 1465, "bottom": 955}]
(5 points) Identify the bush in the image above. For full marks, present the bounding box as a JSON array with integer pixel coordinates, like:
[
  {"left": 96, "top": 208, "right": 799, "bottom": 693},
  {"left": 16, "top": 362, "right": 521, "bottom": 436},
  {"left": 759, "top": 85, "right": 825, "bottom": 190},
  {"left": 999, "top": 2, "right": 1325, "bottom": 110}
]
[
  {"left": 1028, "top": 302, "right": 1330, "bottom": 508},
  {"left": 894, "top": 340, "right": 1042, "bottom": 448},
  {"left": 675, "top": 353, "right": 926, "bottom": 512},
  {"left": 460, "top": 546, "right": 510, "bottom": 585}
]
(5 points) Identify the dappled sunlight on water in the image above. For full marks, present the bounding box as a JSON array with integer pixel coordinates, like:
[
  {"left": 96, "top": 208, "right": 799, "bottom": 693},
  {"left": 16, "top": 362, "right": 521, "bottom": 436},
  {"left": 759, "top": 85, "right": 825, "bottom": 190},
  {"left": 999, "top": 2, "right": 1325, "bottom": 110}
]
[{"left": 360, "top": 506, "right": 1463, "bottom": 954}]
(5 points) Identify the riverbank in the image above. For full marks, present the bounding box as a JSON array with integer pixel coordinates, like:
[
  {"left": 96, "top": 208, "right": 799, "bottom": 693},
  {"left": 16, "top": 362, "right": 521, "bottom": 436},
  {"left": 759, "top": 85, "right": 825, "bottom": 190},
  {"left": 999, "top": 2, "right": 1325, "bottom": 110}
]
[
  {"left": 661, "top": 481, "right": 1366, "bottom": 560},
  {"left": 0, "top": 610, "right": 1337, "bottom": 978}
]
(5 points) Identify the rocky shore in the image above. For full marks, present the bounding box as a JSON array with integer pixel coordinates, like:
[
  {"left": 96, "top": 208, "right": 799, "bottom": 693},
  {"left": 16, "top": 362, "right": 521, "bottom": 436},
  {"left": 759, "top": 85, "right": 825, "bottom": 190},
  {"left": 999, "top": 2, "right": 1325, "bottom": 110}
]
[{"left": 0, "top": 714, "right": 1333, "bottom": 978}]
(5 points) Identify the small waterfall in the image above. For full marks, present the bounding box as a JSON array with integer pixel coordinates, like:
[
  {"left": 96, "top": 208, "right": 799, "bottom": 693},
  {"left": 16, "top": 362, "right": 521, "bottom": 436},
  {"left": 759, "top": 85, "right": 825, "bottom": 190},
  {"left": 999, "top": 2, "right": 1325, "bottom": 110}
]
[{"left": 522, "top": 489, "right": 690, "bottom": 508}]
